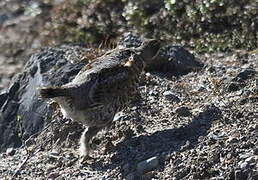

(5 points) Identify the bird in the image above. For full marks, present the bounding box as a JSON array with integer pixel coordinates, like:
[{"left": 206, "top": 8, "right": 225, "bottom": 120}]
[{"left": 38, "top": 39, "right": 161, "bottom": 157}]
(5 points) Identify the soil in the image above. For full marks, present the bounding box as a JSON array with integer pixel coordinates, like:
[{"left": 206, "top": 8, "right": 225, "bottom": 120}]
[
  {"left": 0, "top": 0, "right": 257, "bottom": 180},
  {"left": 0, "top": 52, "right": 257, "bottom": 179}
]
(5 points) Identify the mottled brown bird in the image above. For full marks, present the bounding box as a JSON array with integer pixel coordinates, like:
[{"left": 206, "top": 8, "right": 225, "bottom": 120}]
[{"left": 39, "top": 39, "right": 160, "bottom": 157}]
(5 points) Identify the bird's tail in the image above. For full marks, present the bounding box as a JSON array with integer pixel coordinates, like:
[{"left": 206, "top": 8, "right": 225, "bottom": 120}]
[{"left": 38, "top": 86, "right": 71, "bottom": 98}]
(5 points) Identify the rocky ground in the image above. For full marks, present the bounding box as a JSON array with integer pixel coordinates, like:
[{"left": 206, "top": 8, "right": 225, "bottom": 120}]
[
  {"left": 0, "top": 1, "right": 257, "bottom": 180},
  {"left": 0, "top": 51, "right": 257, "bottom": 179}
]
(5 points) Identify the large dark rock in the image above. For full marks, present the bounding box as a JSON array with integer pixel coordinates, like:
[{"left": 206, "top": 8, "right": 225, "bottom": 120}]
[
  {"left": 118, "top": 33, "right": 204, "bottom": 75},
  {"left": 147, "top": 45, "right": 204, "bottom": 75},
  {"left": 0, "top": 45, "right": 84, "bottom": 151}
]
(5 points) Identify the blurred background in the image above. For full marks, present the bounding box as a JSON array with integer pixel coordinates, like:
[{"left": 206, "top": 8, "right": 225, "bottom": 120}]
[{"left": 0, "top": 0, "right": 257, "bottom": 90}]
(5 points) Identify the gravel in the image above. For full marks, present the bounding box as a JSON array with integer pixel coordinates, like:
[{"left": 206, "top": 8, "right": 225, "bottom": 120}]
[{"left": 0, "top": 52, "right": 257, "bottom": 179}]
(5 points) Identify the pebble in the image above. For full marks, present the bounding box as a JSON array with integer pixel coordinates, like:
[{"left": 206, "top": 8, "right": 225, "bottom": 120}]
[
  {"left": 163, "top": 90, "right": 180, "bottom": 102},
  {"left": 226, "top": 137, "right": 238, "bottom": 144},
  {"left": 6, "top": 148, "right": 16, "bottom": 156},
  {"left": 149, "top": 90, "right": 158, "bottom": 96},
  {"left": 136, "top": 156, "right": 159, "bottom": 174},
  {"left": 239, "top": 161, "right": 248, "bottom": 169},
  {"left": 245, "top": 156, "right": 255, "bottom": 163},
  {"left": 114, "top": 112, "right": 126, "bottom": 121},
  {"left": 131, "top": 106, "right": 138, "bottom": 111},
  {"left": 48, "top": 150, "right": 61, "bottom": 161},
  {"left": 175, "top": 106, "right": 191, "bottom": 117},
  {"left": 50, "top": 149, "right": 60, "bottom": 156},
  {"left": 239, "top": 153, "right": 251, "bottom": 159}
]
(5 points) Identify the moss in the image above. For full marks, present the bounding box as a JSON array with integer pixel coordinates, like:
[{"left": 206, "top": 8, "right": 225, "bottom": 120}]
[{"left": 41, "top": 0, "right": 257, "bottom": 52}]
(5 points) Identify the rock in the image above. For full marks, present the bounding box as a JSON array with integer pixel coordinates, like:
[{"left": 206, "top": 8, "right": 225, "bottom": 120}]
[
  {"left": 235, "top": 169, "right": 248, "bottom": 180},
  {"left": 113, "top": 112, "right": 126, "bottom": 122},
  {"left": 245, "top": 156, "right": 255, "bottom": 164},
  {"left": 147, "top": 45, "right": 204, "bottom": 75},
  {"left": 239, "top": 161, "right": 248, "bottom": 169},
  {"left": 118, "top": 33, "right": 204, "bottom": 75},
  {"left": 149, "top": 90, "right": 158, "bottom": 96},
  {"left": 175, "top": 106, "right": 191, "bottom": 117},
  {"left": 226, "top": 137, "right": 238, "bottom": 144},
  {"left": 0, "top": 46, "right": 84, "bottom": 151},
  {"left": 163, "top": 91, "right": 180, "bottom": 102},
  {"left": 136, "top": 156, "right": 159, "bottom": 174},
  {"left": 6, "top": 147, "right": 15, "bottom": 156},
  {"left": 228, "top": 68, "right": 257, "bottom": 92},
  {"left": 199, "top": 105, "right": 222, "bottom": 122},
  {"left": 234, "top": 68, "right": 257, "bottom": 81}
]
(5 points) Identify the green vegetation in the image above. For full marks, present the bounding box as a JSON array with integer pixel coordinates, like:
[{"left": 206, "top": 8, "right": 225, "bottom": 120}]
[{"left": 41, "top": 0, "right": 257, "bottom": 52}]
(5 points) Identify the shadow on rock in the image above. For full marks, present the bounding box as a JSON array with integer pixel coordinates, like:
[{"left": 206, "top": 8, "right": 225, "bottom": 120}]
[{"left": 89, "top": 105, "right": 222, "bottom": 173}]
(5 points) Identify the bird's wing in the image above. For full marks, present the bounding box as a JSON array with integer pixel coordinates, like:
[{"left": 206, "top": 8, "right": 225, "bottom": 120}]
[
  {"left": 91, "top": 56, "right": 135, "bottom": 107},
  {"left": 70, "top": 72, "right": 99, "bottom": 110},
  {"left": 73, "top": 51, "right": 135, "bottom": 110}
]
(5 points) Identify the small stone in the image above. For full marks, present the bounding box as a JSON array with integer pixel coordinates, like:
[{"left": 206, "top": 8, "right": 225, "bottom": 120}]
[
  {"left": 149, "top": 90, "right": 158, "bottom": 96},
  {"left": 50, "top": 149, "right": 60, "bottom": 156},
  {"left": 239, "top": 153, "right": 251, "bottom": 159},
  {"left": 175, "top": 106, "right": 191, "bottom": 117},
  {"left": 180, "top": 140, "right": 190, "bottom": 151},
  {"left": 131, "top": 106, "right": 137, "bottom": 111},
  {"left": 114, "top": 112, "right": 126, "bottom": 121},
  {"left": 137, "top": 156, "right": 159, "bottom": 174},
  {"left": 145, "top": 72, "right": 151, "bottom": 77},
  {"left": 47, "top": 172, "right": 60, "bottom": 179},
  {"left": 48, "top": 150, "right": 60, "bottom": 161},
  {"left": 6, "top": 148, "right": 15, "bottom": 156},
  {"left": 227, "top": 137, "right": 238, "bottom": 143},
  {"left": 240, "top": 161, "right": 248, "bottom": 169},
  {"left": 149, "top": 97, "right": 156, "bottom": 104},
  {"left": 245, "top": 156, "right": 255, "bottom": 163},
  {"left": 235, "top": 169, "right": 248, "bottom": 180},
  {"left": 197, "top": 86, "right": 206, "bottom": 91},
  {"left": 163, "top": 91, "right": 180, "bottom": 102}
]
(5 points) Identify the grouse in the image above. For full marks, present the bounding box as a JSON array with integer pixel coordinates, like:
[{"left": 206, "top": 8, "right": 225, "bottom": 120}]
[{"left": 39, "top": 39, "right": 161, "bottom": 157}]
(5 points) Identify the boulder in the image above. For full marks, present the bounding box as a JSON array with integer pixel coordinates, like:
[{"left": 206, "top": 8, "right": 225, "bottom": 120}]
[
  {"left": 118, "top": 33, "right": 204, "bottom": 75},
  {"left": 147, "top": 45, "right": 204, "bottom": 75},
  {"left": 0, "top": 45, "right": 84, "bottom": 151}
]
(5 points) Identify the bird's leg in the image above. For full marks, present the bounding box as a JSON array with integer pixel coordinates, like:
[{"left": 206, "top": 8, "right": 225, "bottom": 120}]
[{"left": 79, "top": 126, "right": 102, "bottom": 157}]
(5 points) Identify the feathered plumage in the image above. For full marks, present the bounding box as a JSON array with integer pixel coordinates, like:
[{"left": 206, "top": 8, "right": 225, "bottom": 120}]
[{"left": 39, "top": 39, "right": 161, "bottom": 157}]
